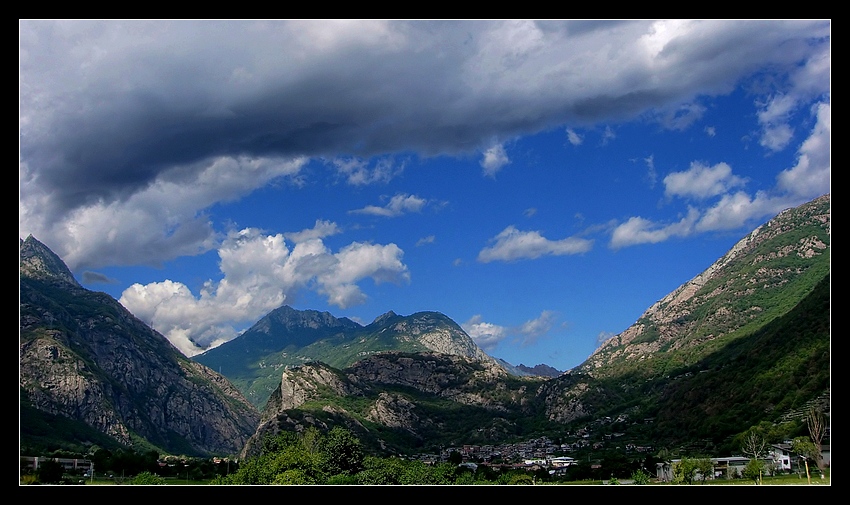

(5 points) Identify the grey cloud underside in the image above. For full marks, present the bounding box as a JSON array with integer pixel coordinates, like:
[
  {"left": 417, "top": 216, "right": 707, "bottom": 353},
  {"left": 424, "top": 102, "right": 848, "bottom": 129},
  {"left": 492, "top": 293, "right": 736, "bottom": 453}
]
[{"left": 21, "top": 20, "right": 829, "bottom": 221}]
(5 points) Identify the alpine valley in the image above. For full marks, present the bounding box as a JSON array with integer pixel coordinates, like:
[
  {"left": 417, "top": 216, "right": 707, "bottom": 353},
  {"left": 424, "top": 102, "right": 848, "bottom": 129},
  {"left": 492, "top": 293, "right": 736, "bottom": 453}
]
[{"left": 19, "top": 194, "right": 830, "bottom": 460}]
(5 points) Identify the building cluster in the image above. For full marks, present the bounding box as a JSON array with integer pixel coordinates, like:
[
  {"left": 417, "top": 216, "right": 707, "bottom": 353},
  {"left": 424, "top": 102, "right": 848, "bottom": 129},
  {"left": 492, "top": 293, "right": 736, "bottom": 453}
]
[
  {"left": 20, "top": 456, "right": 93, "bottom": 473},
  {"left": 405, "top": 411, "right": 664, "bottom": 472}
]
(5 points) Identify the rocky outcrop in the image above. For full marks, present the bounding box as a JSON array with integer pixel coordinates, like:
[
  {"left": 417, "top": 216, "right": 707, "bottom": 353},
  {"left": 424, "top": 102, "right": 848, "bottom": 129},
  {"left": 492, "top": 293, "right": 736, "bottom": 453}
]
[
  {"left": 20, "top": 236, "right": 260, "bottom": 456},
  {"left": 370, "top": 311, "right": 493, "bottom": 362},
  {"left": 240, "top": 350, "right": 542, "bottom": 457},
  {"left": 19, "top": 235, "right": 81, "bottom": 288},
  {"left": 276, "top": 362, "right": 363, "bottom": 411},
  {"left": 366, "top": 392, "right": 431, "bottom": 435},
  {"left": 345, "top": 352, "right": 510, "bottom": 405}
]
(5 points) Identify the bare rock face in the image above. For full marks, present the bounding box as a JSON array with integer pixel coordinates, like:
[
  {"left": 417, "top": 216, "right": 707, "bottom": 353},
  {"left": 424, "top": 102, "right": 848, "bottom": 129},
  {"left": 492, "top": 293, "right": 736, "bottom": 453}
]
[
  {"left": 240, "top": 350, "right": 539, "bottom": 457},
  {"left": 19, "top": 235, "right": 80, "bottom": 288},
  {"left": 366, "top": 392, "right": 433, "bottom": 438},
  {"left": 536, "top": 377, "right": 592, "bottom": 424},
  {"left": 276, "top": 362, "right": 363, "bottom": 411},
  {"left": 345, "top": 352, "right": 510, "bottom": 405},
  {"left": 375, "top": 311, "right": 492, "bottom": 362},
  {"left": 20, "top": 236, "right": 260, "bottom": 456}
]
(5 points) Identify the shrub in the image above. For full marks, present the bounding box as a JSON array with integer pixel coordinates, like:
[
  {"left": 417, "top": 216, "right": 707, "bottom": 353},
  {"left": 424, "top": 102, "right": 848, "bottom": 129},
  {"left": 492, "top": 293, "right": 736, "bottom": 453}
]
[
  {"left": 130, "top": 471, "right": 166, "bottom": 485},
  {"left": 631, "top": 468, "right": 651, "bottom": 485}
]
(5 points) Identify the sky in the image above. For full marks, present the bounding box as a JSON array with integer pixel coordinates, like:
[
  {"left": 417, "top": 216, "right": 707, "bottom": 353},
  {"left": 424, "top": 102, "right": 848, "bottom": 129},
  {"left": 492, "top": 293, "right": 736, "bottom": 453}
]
[{"left": 19, "top": 20, "right": 831, "bottom": 372}]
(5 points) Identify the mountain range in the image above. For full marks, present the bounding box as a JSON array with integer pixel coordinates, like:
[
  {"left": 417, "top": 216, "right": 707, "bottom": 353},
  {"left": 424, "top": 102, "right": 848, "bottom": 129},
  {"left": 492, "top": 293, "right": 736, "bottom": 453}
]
[
  {"left": 19, "top": 193, "right": 829, "bottom": 459},
  {"left": 194, "top": 305, "right": 537, "bottom": 409}
]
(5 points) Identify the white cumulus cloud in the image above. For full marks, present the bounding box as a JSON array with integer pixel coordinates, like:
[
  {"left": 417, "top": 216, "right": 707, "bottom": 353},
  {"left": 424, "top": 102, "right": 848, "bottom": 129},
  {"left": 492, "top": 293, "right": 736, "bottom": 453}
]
[
  {"left": 478, "top": 226, "right": 593, "bottom": 262},
  {"left": 610, "top": 207, "right": 700, "bottom": 249},
  {"left": 566, "top": 128, "right": 583, "bottom": 146},
  {"left": 119, "top": 227, "right": 409, "bottom": 356},
  {"left": 663, "top": 161, "right": 747, "bottom": 200},
  {"left": 517, "top": 310, "right": 559, "bottom": 346},
  {"left": 462, "top": 315, "right": 508, "bottom": 351},
  {"left": 776, "top": 102, "right": 830, "bottom": 199},
  {"left": 329, "top": 157, "right": 404, "bottom": 186},
  {"left": 480, "top": 143, "right": 510, "bottom": 177}
]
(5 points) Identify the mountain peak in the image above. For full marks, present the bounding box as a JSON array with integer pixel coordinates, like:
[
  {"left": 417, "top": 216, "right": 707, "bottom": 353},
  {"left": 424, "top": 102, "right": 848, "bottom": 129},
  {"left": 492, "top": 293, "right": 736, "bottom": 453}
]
[
  {"left": 371, "top": 310, "right": 399, "bottom": 325},
  {"left": 19, "top": 235, "right": 81, "bottom": 288}
]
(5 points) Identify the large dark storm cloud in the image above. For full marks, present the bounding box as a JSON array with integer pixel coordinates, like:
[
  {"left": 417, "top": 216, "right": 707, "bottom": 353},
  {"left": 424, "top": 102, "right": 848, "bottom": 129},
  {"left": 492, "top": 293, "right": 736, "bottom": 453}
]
[{"left": 20, "top": 20, "right": 829, "bottom": 269}]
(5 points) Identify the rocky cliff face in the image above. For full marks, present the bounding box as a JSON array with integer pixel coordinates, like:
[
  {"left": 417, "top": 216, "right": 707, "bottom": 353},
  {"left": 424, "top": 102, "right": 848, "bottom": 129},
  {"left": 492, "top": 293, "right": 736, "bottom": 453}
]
[
  {"left": 240, "top": 351, "right": 539, "bottom": 458},
  {"left": 344, "top": 352, "right": 509, "bottom": 402},
  {"left": 20, "top": 235, "right": 260, "bottom": 456},
  {"left": 366, "top": 311, "right": 493, "bottom": 363}
]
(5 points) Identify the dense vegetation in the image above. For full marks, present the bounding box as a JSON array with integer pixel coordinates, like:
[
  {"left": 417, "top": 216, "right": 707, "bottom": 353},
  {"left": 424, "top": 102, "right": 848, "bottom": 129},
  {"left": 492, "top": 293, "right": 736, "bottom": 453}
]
[
  {"left": 23, "top": 421, "right": 828, "bottom": 485},
  {"left": 20, "top": 445, "right": 235, "bottom": 485},
  {"left": 557, "top": 272, "right": 830, "bottom": 455},
  {"left": 214, "top": 427, "right": 572, "bottom": 485}
]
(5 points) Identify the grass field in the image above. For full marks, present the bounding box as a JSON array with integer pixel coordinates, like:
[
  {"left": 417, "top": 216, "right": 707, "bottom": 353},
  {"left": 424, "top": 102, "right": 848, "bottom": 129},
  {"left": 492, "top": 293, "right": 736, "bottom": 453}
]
[{"left": 22, "top": 468, "right": 830, "bottom": 486}]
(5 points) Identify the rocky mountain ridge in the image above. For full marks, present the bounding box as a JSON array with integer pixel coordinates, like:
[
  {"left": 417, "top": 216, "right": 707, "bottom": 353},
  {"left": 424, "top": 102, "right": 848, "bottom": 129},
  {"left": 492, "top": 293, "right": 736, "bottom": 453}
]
[
  {"left": 195, "top": 304, "right": 510, "bottom": 408},
  {"left": 581, "top": 193, "right": 830, "bottom": 376},
  {"left": 20, "top": 235, "right": 260, "bottom": 456}
]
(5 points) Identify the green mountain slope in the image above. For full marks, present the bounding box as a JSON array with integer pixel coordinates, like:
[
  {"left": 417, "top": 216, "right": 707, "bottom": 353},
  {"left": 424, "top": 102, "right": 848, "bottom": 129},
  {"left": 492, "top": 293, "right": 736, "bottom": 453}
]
[
  {"left": 582, "top": 193, "right": 830, "bottom": 380},
  {"left": 195, "top": 307, "right": 497, "bottom": 408},
  {"left": 650, "top": 272, "right": 830, "bottom": 444},
  {"left": 538, "top": 194, "right": 830, "bottom": 451}
]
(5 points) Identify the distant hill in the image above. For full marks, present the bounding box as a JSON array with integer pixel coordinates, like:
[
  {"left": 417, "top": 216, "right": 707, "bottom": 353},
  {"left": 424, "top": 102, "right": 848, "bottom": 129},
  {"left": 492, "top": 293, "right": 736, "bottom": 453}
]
[
  {"left": 240, "top": 351, "right": 547, "bottom": 458},
  {"left": 516, "top": 363, "right": 562, "bottom": 378},
  {"left": 19, "top": 236, "right": 260, "bottom": 456},
  {"left": 195, "top": 306, "right": 504, "bottom": 408}
]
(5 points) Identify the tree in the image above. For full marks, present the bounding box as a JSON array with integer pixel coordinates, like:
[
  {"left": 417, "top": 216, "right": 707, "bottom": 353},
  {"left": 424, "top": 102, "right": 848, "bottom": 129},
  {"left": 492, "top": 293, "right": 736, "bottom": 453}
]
[
  {"left": 741, "top": 431, "right": 768, "bottom": 460},
  {"left": 356, "top": 456, "right": 406, "bottom": 485},
  {"left": 791, "top": 436, "right": 818, "bottom": 485},
  {"left": 299, "top": 426, "right": 323, "bottom": 456},
  {"left": 319, "top": 426, "right": 364, "bottom": 476},
  {"left": 224, "top": 431, "right": 326, "bottom": 485},
  {"left": 630, "top": 468, "right": 651, "bottom": 485},
  {"left": 505, "top": 473, "right": 534, "bottom": 485},
  {"left": 743, "top": 459, "right": 766, "bottom": 484},
  {"left": 805, "top": 407, "right": 826, "bottom": 472},
  {"left": 672, "top": 458, "right": 698, "bottom": 485},
  {"left": 740, "top": 431, "right": 768, "bottom": 484},
  {"left": 36, "top": 459, "right": 64, "bottom": 484},
  {"left": 695, "top": 458, "right": 714, "bottom": 484}
]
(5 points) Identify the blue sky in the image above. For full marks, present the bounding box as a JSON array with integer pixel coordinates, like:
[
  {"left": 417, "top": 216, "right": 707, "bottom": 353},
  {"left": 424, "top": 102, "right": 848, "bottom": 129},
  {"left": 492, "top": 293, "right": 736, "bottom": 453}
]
[{"left": 19, "top": 20, "right": 830, "bottom": 371}]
